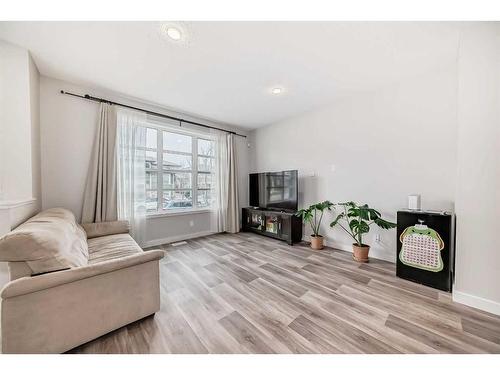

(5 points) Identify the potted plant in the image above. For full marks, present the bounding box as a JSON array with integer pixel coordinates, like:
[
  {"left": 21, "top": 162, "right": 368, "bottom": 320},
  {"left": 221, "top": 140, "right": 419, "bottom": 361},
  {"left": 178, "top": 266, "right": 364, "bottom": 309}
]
[
  {"left": 329, "top": 201, "right": 396, "bottom": 262},
  {"left": 296, "top": 201, "right": 334, "bottom": 250}
]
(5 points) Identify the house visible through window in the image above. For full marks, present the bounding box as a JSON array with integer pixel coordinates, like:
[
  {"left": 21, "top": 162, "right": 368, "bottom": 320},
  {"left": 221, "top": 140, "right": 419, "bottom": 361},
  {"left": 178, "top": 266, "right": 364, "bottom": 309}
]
[{"left": 143, "top": 124, "right": 215, "bottom": 214}]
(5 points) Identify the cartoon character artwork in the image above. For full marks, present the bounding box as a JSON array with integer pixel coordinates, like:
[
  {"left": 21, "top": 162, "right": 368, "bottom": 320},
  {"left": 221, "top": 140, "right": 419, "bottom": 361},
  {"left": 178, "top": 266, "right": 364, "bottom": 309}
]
[{"left": 399, "top": 220, "right": 444, "bottom": 272}]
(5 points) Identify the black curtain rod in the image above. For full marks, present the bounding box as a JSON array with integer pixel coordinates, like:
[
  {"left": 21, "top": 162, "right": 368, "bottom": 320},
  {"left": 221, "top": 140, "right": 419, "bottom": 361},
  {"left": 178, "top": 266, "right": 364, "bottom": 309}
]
[{"left": 60, "top": 90, "right": 247, "bottom": 138}]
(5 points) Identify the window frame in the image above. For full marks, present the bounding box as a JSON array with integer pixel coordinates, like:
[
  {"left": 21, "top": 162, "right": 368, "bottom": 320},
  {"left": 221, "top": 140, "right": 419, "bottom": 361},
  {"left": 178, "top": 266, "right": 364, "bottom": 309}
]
[
  {"left": 143, "top": 119, "right": 216, "bottom": 217},
  {"left": 142, "top": 127, "right": 160, "bottom": 213}
]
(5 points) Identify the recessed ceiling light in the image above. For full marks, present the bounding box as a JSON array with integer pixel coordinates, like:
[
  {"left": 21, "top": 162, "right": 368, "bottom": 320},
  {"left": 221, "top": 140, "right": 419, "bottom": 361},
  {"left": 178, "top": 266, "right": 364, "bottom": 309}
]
[
  {"left": 158, "top": 23, "right": 191, "bottom": 46},
  {"left": 271, "top": 87, "right": 283, "bottom": 95},
  {"left": 166, "top": 27, "right": 182, "bottom": 41}
]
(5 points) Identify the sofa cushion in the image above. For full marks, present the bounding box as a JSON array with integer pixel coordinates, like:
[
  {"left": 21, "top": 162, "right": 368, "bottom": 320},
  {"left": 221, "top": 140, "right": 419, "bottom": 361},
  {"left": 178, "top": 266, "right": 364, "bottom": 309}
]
[
  {"left": 7, "top": 261, "right": 33, "bottom": 280},
  {"left": 88, "top": 233, "right": 143, "bottom": 265},
  {"left": 81, "top": 220, "right": 130, "bottom": 239},
  {"left": 0, "top": 208, "right": 89, "bottom": 275}
]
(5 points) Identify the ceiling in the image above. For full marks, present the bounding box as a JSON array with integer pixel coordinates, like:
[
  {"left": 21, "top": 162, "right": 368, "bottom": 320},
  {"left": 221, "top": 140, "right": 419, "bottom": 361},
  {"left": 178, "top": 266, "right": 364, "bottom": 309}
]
[{"left": 0, "top": 22, "right": 460, "bottom": 129}]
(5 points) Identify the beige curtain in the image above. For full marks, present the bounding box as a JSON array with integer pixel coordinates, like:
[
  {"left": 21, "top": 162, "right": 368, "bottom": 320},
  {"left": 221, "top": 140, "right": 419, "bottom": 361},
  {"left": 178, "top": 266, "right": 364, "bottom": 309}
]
[
  {"left": 212, "top": 132, "right": 240, "bottom": 233},
  {"left": 81, "top": 103, "right": 118, "bottom": 223},
  {"left": 225, "top": 134, "right": 240, "bottom": 233}
]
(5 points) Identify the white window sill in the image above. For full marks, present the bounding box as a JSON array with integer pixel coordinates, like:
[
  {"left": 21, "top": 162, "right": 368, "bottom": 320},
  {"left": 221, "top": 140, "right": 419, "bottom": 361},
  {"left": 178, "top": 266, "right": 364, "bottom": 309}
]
[{"left": 146, "top": 208, "right": 213, "bottom": 219}]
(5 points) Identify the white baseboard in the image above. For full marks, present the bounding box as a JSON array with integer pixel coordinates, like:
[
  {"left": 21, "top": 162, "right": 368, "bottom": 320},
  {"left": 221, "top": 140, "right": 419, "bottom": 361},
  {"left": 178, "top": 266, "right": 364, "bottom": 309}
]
[
  {"left": 453, "top": 290, "right": 500, "bottom": 316},
  {"left": 303, "top": 235, "right": 396, "bottom": 263},
  {"left": 327, "top": 239, "right": 395, "bottom": 263},
  {"left": 143, "top": 230, "right": 215, "bottom": 248}
]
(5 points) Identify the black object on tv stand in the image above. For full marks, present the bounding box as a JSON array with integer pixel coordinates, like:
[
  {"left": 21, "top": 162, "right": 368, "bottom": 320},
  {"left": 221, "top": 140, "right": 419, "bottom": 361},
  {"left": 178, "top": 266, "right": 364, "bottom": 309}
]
[{"left": 241, "top": 207, "right": 303, "bottom": 245}]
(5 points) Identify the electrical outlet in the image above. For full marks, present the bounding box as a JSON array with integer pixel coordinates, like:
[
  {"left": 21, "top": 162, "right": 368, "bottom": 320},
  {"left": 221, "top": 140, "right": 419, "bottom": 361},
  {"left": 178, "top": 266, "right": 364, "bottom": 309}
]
[{"left": 375, "top": 234, "right": 381, "bottom": 242}]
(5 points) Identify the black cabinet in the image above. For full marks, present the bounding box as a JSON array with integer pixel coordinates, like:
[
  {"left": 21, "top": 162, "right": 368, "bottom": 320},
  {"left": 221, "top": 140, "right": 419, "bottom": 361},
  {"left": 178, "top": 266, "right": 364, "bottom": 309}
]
[
  {"left": 396, "top": 210, "right": 455, "bottom": 292},
  {"left": 242, "top": 207, "right": 302, "bottom": 245}
]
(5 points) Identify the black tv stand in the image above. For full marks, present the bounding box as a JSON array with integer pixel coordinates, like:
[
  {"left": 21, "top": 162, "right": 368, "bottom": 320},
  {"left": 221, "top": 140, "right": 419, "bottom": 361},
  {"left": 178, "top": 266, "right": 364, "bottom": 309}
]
[{"left": 241, "top": 207, "right": 303, "bottom": 245}]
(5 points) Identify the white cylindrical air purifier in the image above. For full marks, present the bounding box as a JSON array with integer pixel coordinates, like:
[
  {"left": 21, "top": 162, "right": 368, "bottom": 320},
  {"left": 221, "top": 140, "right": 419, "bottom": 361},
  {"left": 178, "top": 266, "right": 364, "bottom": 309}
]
[{"left": 408, "top": 194, "right": 421, "bottom": 210}]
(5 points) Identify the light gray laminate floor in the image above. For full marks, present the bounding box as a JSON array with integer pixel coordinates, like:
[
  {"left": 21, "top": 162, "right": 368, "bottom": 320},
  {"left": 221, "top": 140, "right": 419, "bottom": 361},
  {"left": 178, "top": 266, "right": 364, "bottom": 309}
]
[{"left": 70, "top": 232, "right": 500, "bottom": 354}]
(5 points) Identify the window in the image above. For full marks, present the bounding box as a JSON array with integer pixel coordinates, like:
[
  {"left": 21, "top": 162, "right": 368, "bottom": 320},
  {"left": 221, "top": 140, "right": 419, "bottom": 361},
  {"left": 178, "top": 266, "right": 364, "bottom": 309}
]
[
  {"left": 143, "top": 124, "right": 216, "bottom": 214},
  {"left": 197, "top": 138, "right": 215, "bottom": 208}
]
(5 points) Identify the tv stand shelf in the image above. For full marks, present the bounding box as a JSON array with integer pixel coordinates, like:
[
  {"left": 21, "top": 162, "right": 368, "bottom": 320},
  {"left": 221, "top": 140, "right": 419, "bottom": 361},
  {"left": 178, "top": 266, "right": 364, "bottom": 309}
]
[{"left": 241, "top": 207, "right": 303, "bottom": 245}]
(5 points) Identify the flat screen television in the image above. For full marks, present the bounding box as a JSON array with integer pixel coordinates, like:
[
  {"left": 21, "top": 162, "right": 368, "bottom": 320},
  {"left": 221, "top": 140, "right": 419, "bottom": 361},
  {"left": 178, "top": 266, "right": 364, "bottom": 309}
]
[{"left": 249, "top": 170, "right": 298, "bottom": 211}]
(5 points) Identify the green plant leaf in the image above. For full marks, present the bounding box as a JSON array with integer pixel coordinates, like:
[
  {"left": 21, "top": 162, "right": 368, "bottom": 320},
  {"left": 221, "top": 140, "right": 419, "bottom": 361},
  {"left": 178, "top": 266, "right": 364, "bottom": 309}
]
[
  {"left": 347, "top": 208, "right": 357, "bottom": 217},
  {"left": 373, "top": 217, "right": 397, "bottom": 229},
  {"left": 330, "top": 213, "right": 344, "bottom": 227},
  {"left": 370, "top": 208, "right": 381, "bottom": 218},
  {"left": 295, "top": 209, "right": 305, "bottom": 217},
  {"left": 312, "top": 200, "right": 334, "bottom": 212},
  {"left": 337, "top": 201, "right": 354, "bottom": 208},
  {"left": 348, "top": 219, "right": 362, "bottom": 231},
  {"left": 356, "top": 205, "right": 371, "bottom": 220},
  {"left": 349, "top": 220, "right": 369, "bottom": 233},
  {"left": 357, "top": 220, "right": 370, "bottom": 234},
  {"left": 295, "top": 208, "right": 314, "bottom": 224},
  {"left": 295, "top": 209, "right": 307, "bottom": 219}
]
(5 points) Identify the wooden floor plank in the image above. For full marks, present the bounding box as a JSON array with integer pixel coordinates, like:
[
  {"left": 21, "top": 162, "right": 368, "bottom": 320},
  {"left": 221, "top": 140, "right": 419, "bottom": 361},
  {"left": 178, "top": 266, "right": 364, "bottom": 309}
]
[
  {"left": 300, "top": 291, "right": 437, "bottom": 354},
  {"left": 336, "top": 284, "right": 463, "bottom": 332},
  {"left": 462, "top": 317, "right": 500, "bottom": 346},
  {"left": 218, "top": 311, "right": 276, "bottom": 354},
  {"left": 169, "top": 288, "right": 249, "bottom": 353},
  {"left": 288, "top": 315, "right": 345, "bottom": 354},
  {"left": 385, "top": 315, "right": 476, "bottom": 354},
  {"left": 166, "top": 261, "right": 234, "bottom": 320},
  {"left": 212, "top": 282, "right": 315, "bottom": 353},
  {"left": 260, "top": 262, "right": 342, "bottom": 296}
]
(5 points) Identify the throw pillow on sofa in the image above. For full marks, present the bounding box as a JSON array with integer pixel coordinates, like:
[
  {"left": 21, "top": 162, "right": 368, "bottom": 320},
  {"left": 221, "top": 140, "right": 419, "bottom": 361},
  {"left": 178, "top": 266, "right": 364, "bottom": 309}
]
[{"left": 0, "top": 208, "right": 89, "bottom": 276}]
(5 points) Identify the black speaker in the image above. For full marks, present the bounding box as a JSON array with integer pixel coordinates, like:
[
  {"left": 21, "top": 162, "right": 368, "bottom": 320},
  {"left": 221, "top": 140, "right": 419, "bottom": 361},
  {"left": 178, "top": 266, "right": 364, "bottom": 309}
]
[{"left": 396, "top": 210, "right": 455, "bottom": 292}]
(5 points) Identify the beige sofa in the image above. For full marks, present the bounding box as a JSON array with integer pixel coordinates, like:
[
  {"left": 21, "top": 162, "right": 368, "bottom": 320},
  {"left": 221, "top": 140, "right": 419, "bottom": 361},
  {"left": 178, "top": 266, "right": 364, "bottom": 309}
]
[{"left": 0, "top": 208, "right": 164, "bottom": 354}]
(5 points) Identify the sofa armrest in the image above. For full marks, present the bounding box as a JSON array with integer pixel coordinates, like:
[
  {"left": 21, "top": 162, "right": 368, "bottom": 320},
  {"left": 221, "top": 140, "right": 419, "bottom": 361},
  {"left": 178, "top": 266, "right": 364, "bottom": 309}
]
[
  {"left": 81, "top": 220, "right": 130, "bottom": 239},
  {"left": 0, "top": 249, "right": 164, "bottom": 299}
]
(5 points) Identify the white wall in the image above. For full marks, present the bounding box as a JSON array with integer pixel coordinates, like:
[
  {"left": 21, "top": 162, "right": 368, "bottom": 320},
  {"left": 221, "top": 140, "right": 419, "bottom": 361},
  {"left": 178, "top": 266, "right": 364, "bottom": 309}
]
[
  {"left": 40, "top": 76, "right": 250, "bottom": 245},
  {"left": 251, "top": 65, "right": 458, "bottom": 261},
  {"left": 0, "top": 41, "right": 41, "bottom": 231},
  {"left": 0, "top": 41, "right": 32, "bottom": 201},
  {"left": 0, "top": 41, "right": 41, "bottom": 283},
  {"left": 453, "top": 24, "right": 500, "bottom": 315},
  {"left": 0, "top": 41, "right": 41, "bottom": 204}
]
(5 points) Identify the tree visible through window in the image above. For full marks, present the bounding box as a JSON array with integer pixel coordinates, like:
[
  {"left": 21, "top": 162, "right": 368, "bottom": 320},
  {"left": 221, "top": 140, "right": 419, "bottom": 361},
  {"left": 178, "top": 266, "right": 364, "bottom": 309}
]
[{"left": 144, "top": 125, "right": 215, "bottom": 213}]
